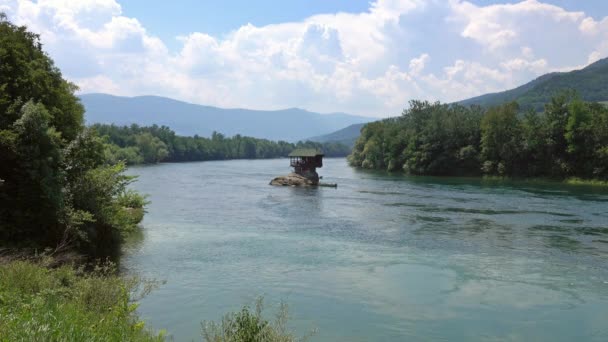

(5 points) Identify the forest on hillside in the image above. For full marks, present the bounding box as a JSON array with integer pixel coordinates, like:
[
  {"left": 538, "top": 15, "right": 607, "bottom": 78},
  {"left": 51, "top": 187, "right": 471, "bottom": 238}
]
[
  {"left": 349, "top": 95, "right": 608, "bottom": 180},
  {"left": 93, "top": 124, "right": 351, "bottom": 165},
  {"left": 460, "top": 58, "right": 608, "bottom": 111}
]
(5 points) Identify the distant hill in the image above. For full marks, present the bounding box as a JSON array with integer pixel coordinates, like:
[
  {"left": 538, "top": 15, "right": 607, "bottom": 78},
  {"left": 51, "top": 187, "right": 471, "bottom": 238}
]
[
  {"left": 79, "top": 94, "right": 373, "bottom": 142},
  {"left": 459, "top": 57, "right": 608, "bottom": 110},
  {"left": 308, "top": 123, "right": 367, "bottom": 147},
  {"left": 314, "top": 58, "right": 608, "bottom": 146}
]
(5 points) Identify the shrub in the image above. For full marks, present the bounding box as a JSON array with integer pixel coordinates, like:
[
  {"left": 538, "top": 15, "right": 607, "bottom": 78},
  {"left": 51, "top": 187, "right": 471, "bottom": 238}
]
[
  {"left": 201, "top": 298, "right": 314, "bottom": 342},
  {"left": 0, "top": 259, "right": 165, "bottom": 341}
]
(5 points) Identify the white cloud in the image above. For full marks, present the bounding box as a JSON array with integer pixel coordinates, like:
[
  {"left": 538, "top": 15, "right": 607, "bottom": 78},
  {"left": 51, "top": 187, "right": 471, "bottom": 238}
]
[
  {"left": 409, "top": 53, "right": 430, "bottom": 76},
  {"left": 1, "top": 0, "right": 607, "bottom": 117},
  {"left": 449, "top": 0, "right": 586, "bottom": 51},
  {"left": 75, "top": 75, "right": 121, "bottom": 94},
  {"left": 500, "top": 58, "right": 548, "bottom": 73},
  {"left": 578, "top": 16, "right": 608, "bottom": 65}
]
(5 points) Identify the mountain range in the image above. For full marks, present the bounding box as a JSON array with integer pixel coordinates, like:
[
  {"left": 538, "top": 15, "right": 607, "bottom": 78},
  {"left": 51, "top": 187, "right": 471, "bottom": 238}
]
[
  {"left": 459, "top": 57, "right": 608, "bottom": 110},
  {"left": 81, "top": 57, "right": 608, "bottom": 146},
  {"left": 308, "top": 123, "right": 366, "bottom": 147},
  {"left": 80, "top": 93, "right": 373, "bottom": 142}
]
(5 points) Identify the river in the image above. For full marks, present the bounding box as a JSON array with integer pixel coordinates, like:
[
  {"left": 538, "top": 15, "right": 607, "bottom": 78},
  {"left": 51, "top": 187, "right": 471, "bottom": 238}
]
[{"left": 124, "top": 158, "right": 608, "bottom": 341}]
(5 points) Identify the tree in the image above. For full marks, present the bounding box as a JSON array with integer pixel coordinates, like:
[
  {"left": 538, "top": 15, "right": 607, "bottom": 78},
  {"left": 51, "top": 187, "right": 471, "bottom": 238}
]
[
  {"left": 0, "top": 14, "right": 83, "bottom": 141},
  {"left": 1, "top": 102, "right": 63, "bottom": 243},
  {"left": 543, "top": 93, "right": 571, "bottom": 176},
  {"left": 0, "top": 15, "right": 146, "bottom": 256},
  {"left": 134, "top": 132, "right": 169, "bottom": 163},
  {"left": 564, "top": 100, "right": 608, "bottom": 178},
  {"left": 480, "top": 102, "right": 522, "bottom": 175},
  {"left": 520, "top": 109, "right": 548, "bottom": 176}
]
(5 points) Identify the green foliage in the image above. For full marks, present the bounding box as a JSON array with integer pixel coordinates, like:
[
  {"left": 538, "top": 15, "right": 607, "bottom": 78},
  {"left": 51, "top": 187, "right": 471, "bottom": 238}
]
[
  {"left": 0, "top": 15, "right": 146, "bottom": 256},
  {"left": 350, "top": 96, "right": 608, "bottom": 181},
  {"left": 565, "top": 177, "right": 608, "bottom": 186},
  {"left": 0, "top": 259, "right": 164, "bottom": 341},
  {"left": 104, "top": 143, "right": 144, "bottom": 165},
  {"left": 350, "top": 101, "right": 483, "bottom": 176},
  {"left": 67, "top": 163, "right": 145, "bottom": 257},
  {"left": 135, "top": 132, "right": 169, "bottom": 163},
  {"left": 0, "top": 14, "right": 83, "bottom": 141},
  {"left": 94, "top": 124, "right": 352, "bottom": 165},
  {"left": 202, "top": 298, "right": 313, "bottom": 342},
  {"left": 480, "top": 102, "right": 522, "bottom": 175},
  {"left": 1, "top": 101, "right": 65, "bottom": 243}
]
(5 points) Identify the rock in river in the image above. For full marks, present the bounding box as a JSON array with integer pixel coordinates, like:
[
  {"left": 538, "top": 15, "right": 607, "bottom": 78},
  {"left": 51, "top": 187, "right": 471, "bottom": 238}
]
[{"left": 269, "top": 173, "right": 317, "bottom": 187}]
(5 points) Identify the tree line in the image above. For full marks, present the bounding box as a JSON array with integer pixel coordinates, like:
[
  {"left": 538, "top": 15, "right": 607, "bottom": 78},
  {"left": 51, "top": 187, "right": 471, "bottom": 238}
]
[
  {"left": 93, "top": 123, "right": 351, "bottom": 165},
  {"left": 349, "top": 95, "right": 608, "bottom": 180}
]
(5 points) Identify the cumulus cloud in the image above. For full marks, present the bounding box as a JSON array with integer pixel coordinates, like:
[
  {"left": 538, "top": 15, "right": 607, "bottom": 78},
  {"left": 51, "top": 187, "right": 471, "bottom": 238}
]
[
  {"left": 500, "top": 58, "right": 548, "bottom": 73},
  {"left": 409, "top": 54, "right": 430, "bottom": 76},
  {"left": 1, "top": 0, "right": 607, "bottom": 117},
  {"left": 450, "top": 0, "right": 585, "bottom": 49}
]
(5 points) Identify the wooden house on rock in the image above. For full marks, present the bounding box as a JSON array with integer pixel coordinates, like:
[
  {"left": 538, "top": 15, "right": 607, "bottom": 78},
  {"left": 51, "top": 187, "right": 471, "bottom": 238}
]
[
  {"left": 270, "top": 148, "right": 335, "bottom": 187},
  {"left": 289, "top": 148, "right": 324, "bottom": 184}
]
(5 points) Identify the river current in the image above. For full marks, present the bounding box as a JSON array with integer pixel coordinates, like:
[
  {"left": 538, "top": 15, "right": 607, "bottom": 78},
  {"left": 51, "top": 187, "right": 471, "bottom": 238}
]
[{"left": 124, "top": 158, "right": 608, "bottom": 341}]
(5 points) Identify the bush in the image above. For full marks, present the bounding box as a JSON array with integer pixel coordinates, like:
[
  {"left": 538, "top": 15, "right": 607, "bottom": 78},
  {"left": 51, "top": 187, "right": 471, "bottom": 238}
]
[
  {"left": 0, "top": 259, "right": 165, "bottom": 341},
  {"left": 201, "top": 298, "right": 314, "bottom": 342}
]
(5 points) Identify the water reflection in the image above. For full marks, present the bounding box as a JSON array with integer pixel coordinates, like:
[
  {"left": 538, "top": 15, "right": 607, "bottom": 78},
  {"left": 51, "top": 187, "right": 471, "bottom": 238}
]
[{"left": 359, "top": 169, "right": 608, "bottom": 200}]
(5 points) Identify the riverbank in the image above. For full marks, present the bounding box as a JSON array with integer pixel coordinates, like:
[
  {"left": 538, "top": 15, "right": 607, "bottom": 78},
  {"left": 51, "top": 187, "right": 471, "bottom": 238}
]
[
  {"left": 0, "top": 255, "right": 305, "bottom": 341},
  {"left": 564, "top": 177, "right": 608, "bottom": 186},
  {"left": 0, "top": 256, "right": 165, "bottom": 341},
  {"left": 478, "top": 175, "right": 608, "bottom": 187},
  {"left": 352, "top": 168, "right": 608, "bottom": 189}
]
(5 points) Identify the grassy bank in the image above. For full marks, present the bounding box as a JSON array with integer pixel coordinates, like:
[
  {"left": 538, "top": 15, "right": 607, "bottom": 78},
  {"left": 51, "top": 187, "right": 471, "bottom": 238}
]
[
  {"left": 0, "top": 258, "right": 165, "bottom": 341},
  {"left": 0, "top": 257, "right": 309, "bottom": 341},
  {"left": 564, "top": 177, "right": 608, "bottom": 186},
  {"left": 479, "top": 175, "right": 608, "bottom": 187}
]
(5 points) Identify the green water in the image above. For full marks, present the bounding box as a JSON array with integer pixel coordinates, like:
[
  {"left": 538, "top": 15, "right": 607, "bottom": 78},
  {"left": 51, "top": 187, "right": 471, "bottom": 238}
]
[{"left": 124, "top": 158, "right": 608, "bottom": 341}]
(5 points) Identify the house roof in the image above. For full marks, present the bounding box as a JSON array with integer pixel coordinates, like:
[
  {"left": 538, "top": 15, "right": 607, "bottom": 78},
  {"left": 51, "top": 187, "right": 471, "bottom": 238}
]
[{"left": 288, "top": 148, "right": 324, "bottom": 157}]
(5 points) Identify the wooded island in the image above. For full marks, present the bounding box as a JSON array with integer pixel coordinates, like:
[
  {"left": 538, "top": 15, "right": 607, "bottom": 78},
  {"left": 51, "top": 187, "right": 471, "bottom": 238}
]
[{"left": 349, "top": 97, "right": 608, "bottom": 182}]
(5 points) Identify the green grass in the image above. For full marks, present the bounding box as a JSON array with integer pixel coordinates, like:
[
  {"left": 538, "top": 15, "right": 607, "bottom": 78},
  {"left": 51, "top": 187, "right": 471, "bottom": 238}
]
[
  {"left": 479, "top": 175, "right": 608, "bottom": 187},
  {"left": 0, "top": 258, "right": 165, "bottom": 341},
  {"left": 564, "top": 177, "right": 608, "bottom": 186}
]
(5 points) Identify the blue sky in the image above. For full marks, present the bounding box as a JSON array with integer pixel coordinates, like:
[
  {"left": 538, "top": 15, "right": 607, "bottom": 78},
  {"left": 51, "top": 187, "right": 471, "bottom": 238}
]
[
  {"left": 121, "top": 0, "right": 370, "bottom": 45},
  {"left": 120, "top": 0, "right": 608, "bottom": 50},
  {"left": 2, "top": 0, "right": 607, "bottom": 117}
]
